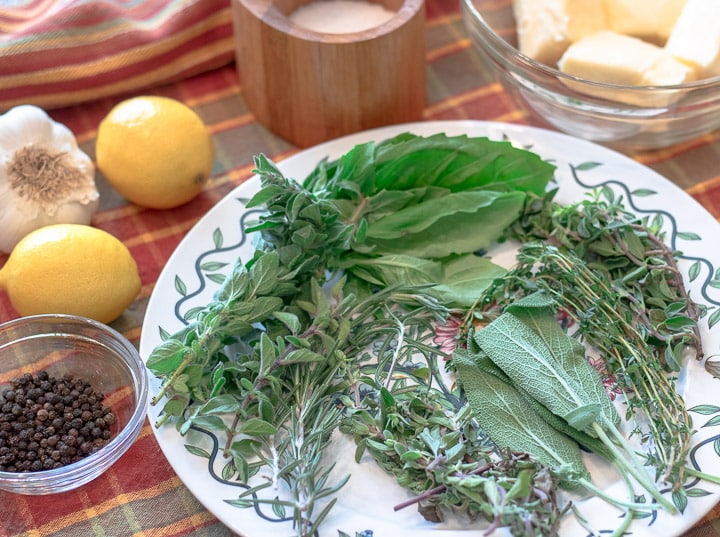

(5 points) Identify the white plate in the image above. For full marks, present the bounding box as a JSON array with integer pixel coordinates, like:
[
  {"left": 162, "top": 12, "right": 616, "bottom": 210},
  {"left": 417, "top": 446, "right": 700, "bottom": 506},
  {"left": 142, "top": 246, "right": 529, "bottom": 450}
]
[{"left": 140, "top": 121, "right": 720, "bottom": 537}]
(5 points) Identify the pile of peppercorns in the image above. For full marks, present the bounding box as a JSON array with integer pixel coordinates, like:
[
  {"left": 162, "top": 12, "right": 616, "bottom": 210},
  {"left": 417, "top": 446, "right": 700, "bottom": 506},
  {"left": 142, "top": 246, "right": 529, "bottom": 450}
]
[{"left": 0, "top": 371, "right": 116, "bottom": 473}]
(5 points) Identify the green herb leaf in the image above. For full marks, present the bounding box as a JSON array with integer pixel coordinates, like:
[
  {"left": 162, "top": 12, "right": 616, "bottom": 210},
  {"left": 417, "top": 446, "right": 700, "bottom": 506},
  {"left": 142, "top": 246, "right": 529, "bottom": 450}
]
[
  {"left": 454, "top": 349, "right": 589, "bottom": 482},
  {"left": 473, "top": 310, "right": 602, "bottom": 431},
  {"left": 239, "top": 418, "right": 278, "bottom": 436},
  {"left": 146, "top": 339, "right": 188, "bottom": 374},
  {"left": 360, "top": 191, "right": 526, "bottom": 258}
]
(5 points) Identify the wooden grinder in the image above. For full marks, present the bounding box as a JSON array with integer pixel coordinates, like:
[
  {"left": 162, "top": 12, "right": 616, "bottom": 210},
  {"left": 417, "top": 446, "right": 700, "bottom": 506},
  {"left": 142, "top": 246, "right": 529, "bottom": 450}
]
[{"left": 232, "top": 0, "right": 426, "bottom": 147}]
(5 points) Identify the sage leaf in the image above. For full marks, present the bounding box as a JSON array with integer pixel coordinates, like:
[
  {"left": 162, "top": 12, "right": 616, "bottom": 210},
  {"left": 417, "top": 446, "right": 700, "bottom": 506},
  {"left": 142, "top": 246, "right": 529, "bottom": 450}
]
[
  {"left": 473, "top": 311, "right": 603, "bottom": 431},
  {"left": 505, "top": 293, "right": 619, "bottom": 427},
  {"left": 454, "top": 349, "right": 590, "bottom": 483}
]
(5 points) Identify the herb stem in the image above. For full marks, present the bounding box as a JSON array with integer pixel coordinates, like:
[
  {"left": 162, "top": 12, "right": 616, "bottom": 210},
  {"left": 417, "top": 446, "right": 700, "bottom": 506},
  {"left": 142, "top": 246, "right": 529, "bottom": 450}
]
[
  {"left": 383, "top": 309, "right": 406, "bottom": 389},
  {"left": 393, "top": 462, "right": 493, "bottom": 511},
  {"left": 151, "top": 351, "right": 194, "bottom": 405},
  {"left": 348, "top": 195, "right": 369, "bottom": 226},
  {"left": 593, "top": 421, "right": 676, "bottom": 513},
  {"left": 578, "top": 478, "right": 659, "bottom": 512},
  {"left": 524, "top": 245, "right": 692, "bottom": 490},
  {"left": 684, "top": 467, "right": 720, "bottom": 485}
]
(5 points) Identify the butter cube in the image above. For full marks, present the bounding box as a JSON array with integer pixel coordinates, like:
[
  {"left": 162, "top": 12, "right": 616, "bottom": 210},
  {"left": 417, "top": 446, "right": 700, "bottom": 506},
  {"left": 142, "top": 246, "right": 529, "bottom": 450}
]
[
  {"left": 558, "top": 31, "right": 697, "bottom": 106},
  {"left": 513, "top": 0, "right": 607, "bottom": 66},
  {"left": 604, "top": 0, "right": 687, "bottom": 44},
  {"left": 642, "top": 53, "right": 698, "bottom": 86},
  {"left": 560, "top": 31, "right": 695, "bottom": 85},
  {"left": 665, "top": 0, "right": 720, "bottom": 78}
]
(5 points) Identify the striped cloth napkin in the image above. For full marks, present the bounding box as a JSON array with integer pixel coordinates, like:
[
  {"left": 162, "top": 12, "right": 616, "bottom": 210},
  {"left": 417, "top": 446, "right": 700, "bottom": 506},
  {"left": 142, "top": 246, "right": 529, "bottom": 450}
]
[{"left": 0, "top": 0, "right": 235, "bottom": 112}]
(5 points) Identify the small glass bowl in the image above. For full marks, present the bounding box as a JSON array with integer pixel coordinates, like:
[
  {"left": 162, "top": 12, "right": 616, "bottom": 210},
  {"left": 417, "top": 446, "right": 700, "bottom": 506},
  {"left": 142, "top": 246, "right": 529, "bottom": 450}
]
[
  {"left": 0, "top": 314, "right": 148, "bottom": 494},
  {"left": 461, "top": 0, "right": 720, "bottom": 151}
]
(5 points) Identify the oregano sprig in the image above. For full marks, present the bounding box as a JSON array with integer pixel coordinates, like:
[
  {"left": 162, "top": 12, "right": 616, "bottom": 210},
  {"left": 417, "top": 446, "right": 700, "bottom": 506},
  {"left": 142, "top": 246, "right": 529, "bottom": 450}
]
[{"left": 147, "top": 154, "right": 451, "bottom": 536}]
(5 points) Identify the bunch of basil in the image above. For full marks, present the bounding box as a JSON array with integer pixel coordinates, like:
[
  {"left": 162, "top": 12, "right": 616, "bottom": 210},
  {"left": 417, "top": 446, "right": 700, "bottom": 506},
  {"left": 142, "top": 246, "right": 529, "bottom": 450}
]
[{"left": 301, "top": 132, "right": 555, "bottom": 307}]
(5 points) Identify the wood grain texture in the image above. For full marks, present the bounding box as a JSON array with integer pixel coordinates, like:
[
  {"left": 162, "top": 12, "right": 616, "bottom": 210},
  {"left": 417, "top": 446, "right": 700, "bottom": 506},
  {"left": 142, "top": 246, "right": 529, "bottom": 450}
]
[{"left": 232, "top": 0, "right": 425, "bottom": 147}]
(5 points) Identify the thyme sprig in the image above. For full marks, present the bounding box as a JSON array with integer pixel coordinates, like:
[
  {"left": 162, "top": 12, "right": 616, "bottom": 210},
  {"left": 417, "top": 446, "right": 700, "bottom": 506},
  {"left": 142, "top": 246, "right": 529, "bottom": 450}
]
[{"left": 507, "top": 187, "right": 704, "bottom": 367}]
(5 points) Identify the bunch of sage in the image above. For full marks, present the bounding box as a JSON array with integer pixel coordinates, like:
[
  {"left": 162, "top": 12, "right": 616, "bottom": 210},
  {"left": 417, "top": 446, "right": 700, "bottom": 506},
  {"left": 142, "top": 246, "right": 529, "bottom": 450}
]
[{"left": 457, "top": 291, "right": 685, "bottom": 536}]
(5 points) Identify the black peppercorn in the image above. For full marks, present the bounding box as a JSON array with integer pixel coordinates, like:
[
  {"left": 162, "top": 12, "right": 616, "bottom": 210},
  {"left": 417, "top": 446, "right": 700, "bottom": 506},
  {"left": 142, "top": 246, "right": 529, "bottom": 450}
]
[{"left": 0, "top": 371, "right": 116, "bottom": 473}]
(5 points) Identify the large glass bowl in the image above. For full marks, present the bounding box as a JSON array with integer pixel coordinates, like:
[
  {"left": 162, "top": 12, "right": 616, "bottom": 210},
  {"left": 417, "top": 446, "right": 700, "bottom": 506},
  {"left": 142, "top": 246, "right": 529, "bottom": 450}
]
[
  {"left": 461, "top": 0, "right": 720, "bottom": 151},
  {"left": 0, "top": 314, "right": 148, "bottom": 494}
]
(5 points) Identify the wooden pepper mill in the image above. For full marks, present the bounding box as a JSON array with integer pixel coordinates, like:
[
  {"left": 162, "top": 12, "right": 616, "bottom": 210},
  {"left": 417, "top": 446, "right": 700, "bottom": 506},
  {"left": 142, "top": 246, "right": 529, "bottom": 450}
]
[{"left": 232, "top": 0, "right": 426, "bottom": 147}]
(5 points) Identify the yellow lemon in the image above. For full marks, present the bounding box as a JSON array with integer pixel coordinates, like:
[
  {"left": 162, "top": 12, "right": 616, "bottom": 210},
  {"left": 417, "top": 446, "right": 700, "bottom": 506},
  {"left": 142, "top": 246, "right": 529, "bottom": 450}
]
[
  {"left": 95, "top": 96, "right": 214, "bottom": 209},
  {"left": 0, "top": 224, "right": 141, "bottom": 324}
]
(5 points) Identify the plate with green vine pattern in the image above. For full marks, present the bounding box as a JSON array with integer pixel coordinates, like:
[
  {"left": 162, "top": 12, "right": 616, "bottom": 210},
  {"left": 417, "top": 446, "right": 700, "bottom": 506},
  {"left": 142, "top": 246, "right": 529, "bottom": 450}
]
[{"left": 140, "top": 120, "right": 720, "bottom": 537}]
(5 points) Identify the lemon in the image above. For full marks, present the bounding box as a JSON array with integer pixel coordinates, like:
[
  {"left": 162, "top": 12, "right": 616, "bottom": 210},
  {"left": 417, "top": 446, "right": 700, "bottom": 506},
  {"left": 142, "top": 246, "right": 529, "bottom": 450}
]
[
  {"left": 95, "top": 96, "right": 214, "bottom": 209},
  {"left": 0, "top": 224, "right": 141, "bottom": 324}
]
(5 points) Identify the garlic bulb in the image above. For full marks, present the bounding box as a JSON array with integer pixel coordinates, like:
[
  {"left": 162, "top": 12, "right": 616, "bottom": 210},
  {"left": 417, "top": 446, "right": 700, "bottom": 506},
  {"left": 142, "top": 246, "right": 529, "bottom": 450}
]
[{"left": 0, "top": 105, "right": 99, "bottom": 254}]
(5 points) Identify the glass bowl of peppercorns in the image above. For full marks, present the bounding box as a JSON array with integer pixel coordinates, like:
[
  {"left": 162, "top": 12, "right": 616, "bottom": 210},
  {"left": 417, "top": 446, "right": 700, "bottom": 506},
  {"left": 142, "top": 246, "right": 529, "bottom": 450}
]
[{"left": 0, "top": 314, "right": 148, "bottom": 494}]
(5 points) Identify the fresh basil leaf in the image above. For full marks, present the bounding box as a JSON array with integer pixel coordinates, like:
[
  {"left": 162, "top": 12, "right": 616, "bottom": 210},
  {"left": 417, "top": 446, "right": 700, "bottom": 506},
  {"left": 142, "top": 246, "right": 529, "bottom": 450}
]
[
  {"left": 360, "top": 191, "right": 526, "bottom": 258},
  {"left": 371, "top": 133, "right": 555, "bottom": 196},
  {"left": 429, "top": 254, "right": 507, "bottom": 308}
]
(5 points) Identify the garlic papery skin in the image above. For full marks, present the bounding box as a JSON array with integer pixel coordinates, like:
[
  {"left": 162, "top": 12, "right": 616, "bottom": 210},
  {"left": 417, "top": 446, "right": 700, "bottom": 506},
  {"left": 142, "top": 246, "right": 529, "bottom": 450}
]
[{"left": 0, "top": 105, "right": 99, "bottom": 254}]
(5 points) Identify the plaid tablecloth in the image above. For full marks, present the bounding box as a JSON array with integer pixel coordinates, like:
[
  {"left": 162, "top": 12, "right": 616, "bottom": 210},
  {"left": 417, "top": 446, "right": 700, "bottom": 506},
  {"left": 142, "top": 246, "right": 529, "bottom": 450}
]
[{"left": 2, "top": 1, "right": 720, "bottom": 536}]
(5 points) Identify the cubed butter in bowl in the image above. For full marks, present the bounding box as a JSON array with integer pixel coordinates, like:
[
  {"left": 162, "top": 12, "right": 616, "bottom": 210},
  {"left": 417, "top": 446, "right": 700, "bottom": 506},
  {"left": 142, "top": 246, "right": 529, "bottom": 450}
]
[
  {"left": 461, "top": 0, "right": 720, "bottom": 150},
  {"left": 604, "top": 0, "right": 687, "bottom": 44}
]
